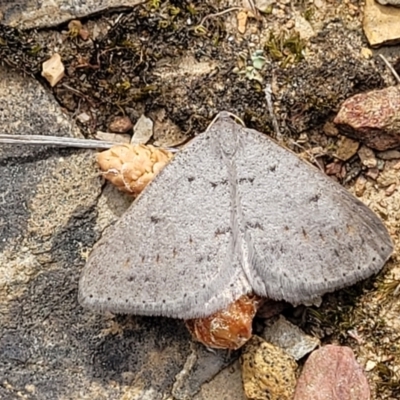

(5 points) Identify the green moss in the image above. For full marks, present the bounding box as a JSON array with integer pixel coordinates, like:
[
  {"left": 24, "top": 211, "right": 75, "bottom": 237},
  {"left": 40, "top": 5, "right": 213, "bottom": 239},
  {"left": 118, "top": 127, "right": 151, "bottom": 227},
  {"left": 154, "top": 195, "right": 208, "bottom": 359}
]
[{"left": 264, "top": 31, "right": 306, "bottom": 67}]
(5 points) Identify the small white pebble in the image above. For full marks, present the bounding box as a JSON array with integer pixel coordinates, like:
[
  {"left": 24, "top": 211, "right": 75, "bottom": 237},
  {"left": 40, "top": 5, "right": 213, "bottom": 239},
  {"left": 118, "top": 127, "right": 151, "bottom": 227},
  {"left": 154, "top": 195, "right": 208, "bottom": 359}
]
[{"left": 77, "top": 112, "right": 91, "bottom": 123}]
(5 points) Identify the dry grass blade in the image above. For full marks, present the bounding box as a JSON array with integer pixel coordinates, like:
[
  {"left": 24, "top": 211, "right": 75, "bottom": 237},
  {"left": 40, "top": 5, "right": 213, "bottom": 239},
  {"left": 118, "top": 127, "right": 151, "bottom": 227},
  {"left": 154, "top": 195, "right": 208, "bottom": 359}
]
[{"left": 0, "top": 134, "right": 118, "bottom": 149}]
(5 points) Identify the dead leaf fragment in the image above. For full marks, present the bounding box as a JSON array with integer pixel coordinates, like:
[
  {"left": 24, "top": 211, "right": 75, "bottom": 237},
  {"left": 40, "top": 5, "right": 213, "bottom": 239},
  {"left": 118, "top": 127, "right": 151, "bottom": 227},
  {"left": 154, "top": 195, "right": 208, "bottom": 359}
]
[{"left": 237, "top": 11, "right": 248, "bottom": 34}]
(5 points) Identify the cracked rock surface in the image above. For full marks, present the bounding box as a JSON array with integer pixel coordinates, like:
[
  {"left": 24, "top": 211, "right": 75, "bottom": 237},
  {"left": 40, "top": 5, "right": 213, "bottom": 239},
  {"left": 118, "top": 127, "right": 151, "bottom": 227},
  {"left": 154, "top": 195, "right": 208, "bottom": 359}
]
[{"left": 0, "top": 67, "right": 238, "bottom": 399}]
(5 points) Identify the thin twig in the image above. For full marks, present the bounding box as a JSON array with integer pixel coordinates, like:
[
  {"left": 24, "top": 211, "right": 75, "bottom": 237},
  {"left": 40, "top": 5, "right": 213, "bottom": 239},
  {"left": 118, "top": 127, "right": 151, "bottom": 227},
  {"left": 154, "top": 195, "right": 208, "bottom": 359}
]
[
  {"left": 199, "top": 7, "right": 242, "bottom": 26},
  {"left": 291, "top": 140, "right": 325, "bottom": 172},
  {"left": 379, "top": 54, "right": 400, "bottom": 84},
  {"left": 264, "top": 84, "right": 282, "bottom": 140},
  {"left": 0, "top": 134, "right": 118, "bottom": 149},
  {"left": 244, "top": 0, "right": 261, "bottom": 20}
]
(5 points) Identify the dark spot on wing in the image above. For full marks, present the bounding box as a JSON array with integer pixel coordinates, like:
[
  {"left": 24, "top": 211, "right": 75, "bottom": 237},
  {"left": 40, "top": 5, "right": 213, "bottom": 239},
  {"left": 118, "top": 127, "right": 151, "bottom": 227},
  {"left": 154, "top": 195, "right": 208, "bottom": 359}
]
[
  {"left": 319, "top": 232, "right": 325, "bottom": 241},
  {"left": 189, "top": 236, "right": 193, "bottom": 244},
  {"left": 284, "top": 226, "right": 289, "bottom": 231},
  {"left": 246, "top": 222, "right": 264, "bottom": 230},
  {"left": 141, "top": 255, "right": 145, "bottom": 262},
  {"left": 173, "top": 248, "right": 177, "bottom": 257},
  {"left": 269, "top": 165, "right": 277, "bottom": 172},
  {"left": 162, "top": 299, "right": 166, "bottom": 303},
  {"left": 89, "top": 294, "right": 93, "bottom": 298},
  {"left": 156, "top": 254, "right": 160, "bottom": 263},
  {"left": 334, "top": 249, "right": 340, "bottom": 257},
  {"left": 310, "top": 193, "right": 320, "bottom": 203},
  {"left": 107, "top": 297, "right": 111, "bottom": 301},
  {"left": 215, "top": 227, "right": 232, "bottom": 236},
  {"left": 188, "top": 177, "right": 195, "bottom": 182},
  {"left": 210, "top": 179, "right": 228, "bottom": 188},
  {"left": 127, "top": 276, "right": 135, "bottom": 282},
  {"left": 151, "top": 216, "right": 161, "bottom": 224},
  {"left": 302, "top": 228, "right": 308, "bottom": 240},
  {"left": 238, "top": 177, "right": 255, "bottom": 184}
]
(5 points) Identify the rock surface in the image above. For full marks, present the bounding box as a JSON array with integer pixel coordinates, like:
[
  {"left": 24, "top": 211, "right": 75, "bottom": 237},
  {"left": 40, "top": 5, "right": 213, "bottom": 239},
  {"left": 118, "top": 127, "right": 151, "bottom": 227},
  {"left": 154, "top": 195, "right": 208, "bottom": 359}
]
[
  {"left": 334, "top": 136, "right": 360, "bottom": 161},
  {"left": 376, "top": 0, "right": 400, "bottom": 5},
  {"left": 241, "top": 336, "right": 298, "bottom": 400},
  {"left": 0, "top": 0, "right": 145, "bottom": 29},
  {"left": 262, "top": 316, "right": 320, "bottom": 361},
  {"left": 363, "top": 0, "right": 400, "bottom": 46},
  {"left": 334, "top": 86, "right": 400, "bottom": 151},
  {"left": 293, "top": 345, "right": 371, "bottom": 400},
  {"left": 0, "top": 66, "right": 237, "bottom": 399}
]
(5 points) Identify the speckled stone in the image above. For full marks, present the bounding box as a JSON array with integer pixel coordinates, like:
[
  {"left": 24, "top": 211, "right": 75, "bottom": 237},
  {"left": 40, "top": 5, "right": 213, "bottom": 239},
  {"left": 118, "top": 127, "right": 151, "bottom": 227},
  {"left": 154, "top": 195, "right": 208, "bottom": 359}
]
[
  {"left": 0, "top": 0, "right": 144, "bottom": 29},
  {"left": 293, "top": 345, "right": 370, "bottom": 400},
  {"left": 0, "top": 65, "right": 237, "bottom": 399},
  {"left": 240, "top": 335, "right": 298, "bottom": 400},
  {"left": 262, "top": 316, "right": 320, "bottom": 361},
  {"left": 363, "top": 0, "right": 400, "bottom": 46},
  {"left": 334, "top": 86, "right": 400, "bottom": 151}
]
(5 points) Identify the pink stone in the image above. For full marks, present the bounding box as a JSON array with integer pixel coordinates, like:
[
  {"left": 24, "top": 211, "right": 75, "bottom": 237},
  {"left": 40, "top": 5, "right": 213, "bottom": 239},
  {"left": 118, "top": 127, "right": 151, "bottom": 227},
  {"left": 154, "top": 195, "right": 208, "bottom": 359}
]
[
  {"left": 334, "top": 86, "right": 400, "bottom": 151},
  {"left": 293, "top": 345, "right": 370, "bottom": 400}
]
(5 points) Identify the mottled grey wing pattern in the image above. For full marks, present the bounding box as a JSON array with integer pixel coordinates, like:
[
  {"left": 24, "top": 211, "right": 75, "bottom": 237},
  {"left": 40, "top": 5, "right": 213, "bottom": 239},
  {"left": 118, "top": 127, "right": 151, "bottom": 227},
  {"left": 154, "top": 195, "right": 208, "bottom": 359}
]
[
  {"left": 79, "top": 113, "right": 393, "bottom": 319},
  {"left": 79, "top": 124, "right": 252, "bottom": 319},
  {"left": 229, "top": 121, "right": 393, "bottom": 305}
]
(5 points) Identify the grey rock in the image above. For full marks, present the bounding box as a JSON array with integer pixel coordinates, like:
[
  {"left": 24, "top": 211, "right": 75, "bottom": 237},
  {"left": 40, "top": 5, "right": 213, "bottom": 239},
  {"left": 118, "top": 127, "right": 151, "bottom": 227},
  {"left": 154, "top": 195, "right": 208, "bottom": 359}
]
[
  {"left": 262, "top": 315, "right": 320, "bottom": 361},
  {"left": 377, "top": 149, "right": 400, "bottom": 160},
  {"left": 172, "top": 343, "right": 239, "bottom": 400},
  {"left": 0, "top": 66, "right": 234, "bottom": 399},
  {"left": 0, "top": 0, "right": 145, "bottom": 29},
  {"left": 193, "top": 360, "right": 246, "bottom": 400}
]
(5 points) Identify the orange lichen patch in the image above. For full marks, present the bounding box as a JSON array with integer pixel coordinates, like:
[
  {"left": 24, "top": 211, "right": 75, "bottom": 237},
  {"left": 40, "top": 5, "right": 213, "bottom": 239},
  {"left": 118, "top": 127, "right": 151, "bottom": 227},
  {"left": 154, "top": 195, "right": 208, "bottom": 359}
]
[
  {"left": 97, "top": 144, "right": 173, "bottom": 195},
  {"left": 186, "top": 294, "right": 262, "bottom": 350}
]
